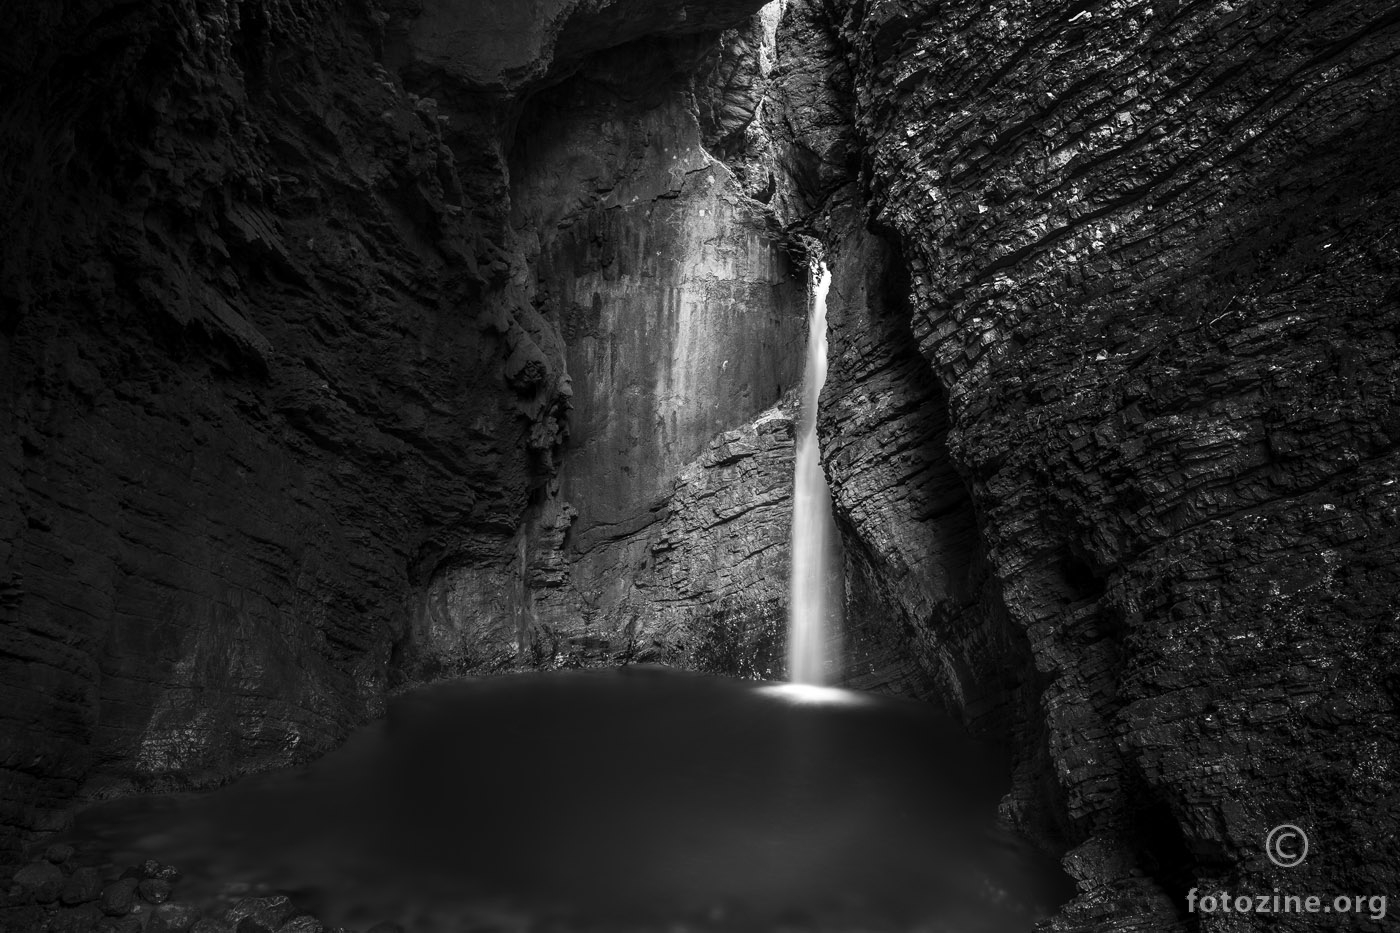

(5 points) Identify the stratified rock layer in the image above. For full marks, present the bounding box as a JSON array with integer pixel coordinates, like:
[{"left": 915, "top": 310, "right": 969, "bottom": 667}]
[
  {"left": 808, "top": 0, "right": 1400, "bottom": 928},
  {"left": 392, "top": 27, "right": 811, "bottom": 680},
  {"left": 0, "top": 0, "right": 782, "bottom": 863},
  {"left": 2, "top": 0, "right": 543, "bottom": 857}
]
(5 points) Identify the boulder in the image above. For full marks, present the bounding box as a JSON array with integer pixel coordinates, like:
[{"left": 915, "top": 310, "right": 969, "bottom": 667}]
[
  {"left": 98, "top": 878, "right": 139, "bottom": 917},
  {"left": 60, "top": 866, "right": 104, "bottom": 905},
  {"left": 148, "top": 902, "right": 202, "bottom": 933},
  {"left": 12, "top": 860, "right": 64, "bottom": 903},
  {"left": 227, "top": 896, "right": 296, "bottom": 933},
  {"left": 48, "top": 904, "right": 103, "bottom": 933},
  {"left": 138, "top": 879, "right": 172, "bottom": 905},
  {"left": 44, "top": 844, "right": 76, "bottom": 866}
]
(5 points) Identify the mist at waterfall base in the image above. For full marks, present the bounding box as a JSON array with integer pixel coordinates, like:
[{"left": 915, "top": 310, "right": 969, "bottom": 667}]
[
  {"left": 788, "top": 262, "right": 842, "bottom": 687},
  {"left": 71, "top": 669, "right": 1073, "bottom": 932}
]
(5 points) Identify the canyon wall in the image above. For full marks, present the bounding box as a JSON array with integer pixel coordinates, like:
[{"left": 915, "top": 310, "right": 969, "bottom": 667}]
[
  {"left": 1, "top": 0, "right": 534, "bottom": 859},
  {"left": 0, "top": 0, "right": 797, "bottom": 864},
  {"left": 393, "top": 24, "right": 814, "bottom": 680},
  {"left": 767, "top": 0, "right": 1400, "bottom": 929}
]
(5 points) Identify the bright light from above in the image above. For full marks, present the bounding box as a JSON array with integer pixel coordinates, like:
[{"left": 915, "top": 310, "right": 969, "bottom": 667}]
[{"left": 758, "top": 683, "right": 873, "bottom": 707}]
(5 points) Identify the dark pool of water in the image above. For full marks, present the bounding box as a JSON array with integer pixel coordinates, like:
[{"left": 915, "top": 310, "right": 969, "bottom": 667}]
[{"left": 70, "top": 667, "right": 1074, "bottom": 931}]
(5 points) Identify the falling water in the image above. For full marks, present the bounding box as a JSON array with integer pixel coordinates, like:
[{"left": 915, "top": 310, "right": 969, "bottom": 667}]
[{"left": 788, "top": 262, "right": 837, "bottom": 685}]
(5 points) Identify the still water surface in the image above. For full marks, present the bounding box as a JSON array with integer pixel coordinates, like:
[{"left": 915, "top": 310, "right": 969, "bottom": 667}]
[{"left": 72, "top": 668, "right": 1074, "bottom": 932}]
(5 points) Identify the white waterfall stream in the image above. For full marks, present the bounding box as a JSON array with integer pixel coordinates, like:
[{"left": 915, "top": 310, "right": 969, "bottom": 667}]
[{"left": 788, "top": 262, "right": 838, "bottom": 685}]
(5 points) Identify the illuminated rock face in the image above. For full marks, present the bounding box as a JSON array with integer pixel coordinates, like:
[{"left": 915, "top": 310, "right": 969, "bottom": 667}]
[{"left": 393, "top": 30, "right": 811, "bottom": 678}]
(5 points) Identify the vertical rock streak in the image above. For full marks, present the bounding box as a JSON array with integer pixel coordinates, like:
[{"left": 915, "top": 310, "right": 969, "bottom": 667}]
[{"left": 788, "top": 263, "right": 836, "bottom": 685}]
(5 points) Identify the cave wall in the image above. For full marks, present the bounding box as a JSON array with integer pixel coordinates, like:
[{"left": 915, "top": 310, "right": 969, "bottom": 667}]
[
  {"left": 0, "top": 0, "right": 556, "bottom": 860},
  {"left": 392, "top": 26, "right": 814, "bottom": 678},
  {"left": 822, "top": 220, "right": 1039, "bottom": 725},
  {"left": 797, "top": 0, "right": 1400, "bottom": 928},
  {"left": 1, "top": 0, "right": 789, "bottom": 864}
]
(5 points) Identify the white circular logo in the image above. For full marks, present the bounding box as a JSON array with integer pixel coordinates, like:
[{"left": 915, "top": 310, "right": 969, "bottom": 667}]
[{"left": 1266, "top": 824, "right": 1309, "bottom": 868}]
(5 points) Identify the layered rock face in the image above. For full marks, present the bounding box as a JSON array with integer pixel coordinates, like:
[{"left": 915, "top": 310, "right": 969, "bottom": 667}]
[
  {"left": 1, "top": 0, "right": 799, "bottom": 863},
  {"left": 789, "top": 0, "right": 1400, "bottom": 928},
  {"left": 1, "top": 0, "right": 538, "bottom": 859},
  {"left": 393, "top": 27, "right": 814, "bottom": 678}
]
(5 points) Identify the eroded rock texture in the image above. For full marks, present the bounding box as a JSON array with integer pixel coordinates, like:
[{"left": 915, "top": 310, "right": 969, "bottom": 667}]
[
  {"left": 1, "top": 0, "right": 789, "bottom": 864},
  {"left": 795, "top": 0, "right": 1400, "bottom": 929},
  {"left": 392, "top": 25, "right": 813, "bottom": 679},
  {"left": 1, "top": 0, "right": 541, "bottom": 859}
]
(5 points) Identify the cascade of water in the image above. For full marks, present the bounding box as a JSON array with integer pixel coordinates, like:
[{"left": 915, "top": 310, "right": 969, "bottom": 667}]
[{"left": 788, "top": 262, "right": 837, "bottom": 685}]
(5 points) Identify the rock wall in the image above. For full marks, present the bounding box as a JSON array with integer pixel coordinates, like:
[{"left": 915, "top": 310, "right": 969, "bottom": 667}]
[
  {"left": 390, "top": 26, "right": 815, "bottom": 679},
  {"left": 1, "top": 0, "right": 541, "bottom": 861},
  {"left": 792, "top": 0, "right": 1400, "bottom": 928},
  {"left": 0, "top": 0, "right": 786, "bottom": 864}
]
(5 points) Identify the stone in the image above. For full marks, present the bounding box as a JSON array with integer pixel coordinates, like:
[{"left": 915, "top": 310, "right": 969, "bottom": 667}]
[
  {"left": 190, "top": 919, "right": 236, "bottom": 933},
  {"left": 147, "top": 865, "right": 181, "bottom": 884},
  {"left": 99, "top": 917, "right": 144, "bottom": 933},
  {"left": 48, "top": 904, "right": 103, "bottom": 933},
  {"left": 137, "top": 879, "right": 172, "bottom": 905},
  {"left": 98, "top": 878, "right": 139, "bottom": 917},
  {"left": 148, "top": 902, "right": 202, "bottom": 933},
  {"left": 12, "top": 860, "right": 64, "bottom": 903},
  {"left": 227, "top": 896, "right": 296, "bottom": 933},
  {"left": 44, "top": 843, "right": 75, "bottom": 865},
  {"left": 0, "top": 905, "right": 51, "bottom": 932},
  {"left": 274, "top": 918, "right": 323, "bottom": 933},
  {"left": 60, "top": 866, "right": 104, "bottom": 905}
]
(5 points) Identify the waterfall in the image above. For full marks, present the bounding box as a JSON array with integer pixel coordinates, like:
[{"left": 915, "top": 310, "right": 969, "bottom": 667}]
[{"left": 788, "top": 262, "right": 837, "bottom": 685}]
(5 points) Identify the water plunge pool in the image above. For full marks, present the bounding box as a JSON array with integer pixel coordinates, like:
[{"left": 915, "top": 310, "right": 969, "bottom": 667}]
[{"left": 69, "top": 668, "right": 1073, "bottom": 932}]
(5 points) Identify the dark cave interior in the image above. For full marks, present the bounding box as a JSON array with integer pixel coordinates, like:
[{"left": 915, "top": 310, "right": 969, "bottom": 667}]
[{"left": 2, "top": 1, "right": 1398, "bottom": 931}]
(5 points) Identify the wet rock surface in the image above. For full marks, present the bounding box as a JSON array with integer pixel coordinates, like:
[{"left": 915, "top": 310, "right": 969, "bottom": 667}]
[
  {"left": 770, "top": 0, "right": 1400, "bottom": 929},
  {"left": 390, "top": 14, "right": 829, "bottom": 682},
  {"left": 1, "top": 0, "right": 560, "bottom": 861},
  {"left": 3, "top": 856, "right": 354, "bottom": 933},
  {"left": 0, "top": 0, "right": 783, "bottom": 864}
]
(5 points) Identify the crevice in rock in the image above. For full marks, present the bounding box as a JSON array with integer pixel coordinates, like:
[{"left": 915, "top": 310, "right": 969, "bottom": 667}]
[{"left": 1119, "top": 775, "right": 1201, "bottom": 931}]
